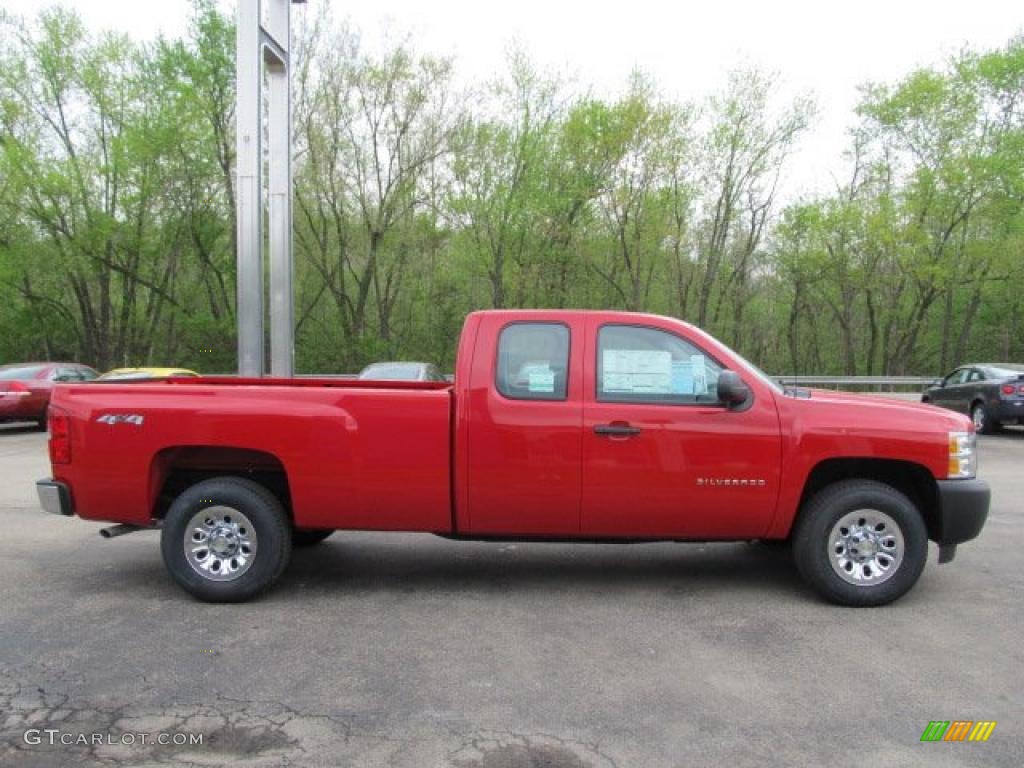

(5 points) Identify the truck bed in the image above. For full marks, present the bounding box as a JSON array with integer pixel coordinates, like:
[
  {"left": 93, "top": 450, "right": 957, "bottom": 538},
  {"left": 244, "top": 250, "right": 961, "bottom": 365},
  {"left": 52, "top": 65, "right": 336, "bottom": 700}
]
[{"left": 50, "top": 378, "right": 454, "bottom": 532}]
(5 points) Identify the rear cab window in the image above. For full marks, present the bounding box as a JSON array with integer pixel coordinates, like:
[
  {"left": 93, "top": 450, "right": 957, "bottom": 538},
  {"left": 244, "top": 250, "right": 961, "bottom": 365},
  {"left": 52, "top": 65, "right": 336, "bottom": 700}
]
[
  {"left": 596, "top": 324, "right": 724, "bottom": 405},
  {"left": 495, "top": 323, "right": 570, "bottom": 401},
  {"left": 0, "top": 365, "right": 47, "bottom": 380}
]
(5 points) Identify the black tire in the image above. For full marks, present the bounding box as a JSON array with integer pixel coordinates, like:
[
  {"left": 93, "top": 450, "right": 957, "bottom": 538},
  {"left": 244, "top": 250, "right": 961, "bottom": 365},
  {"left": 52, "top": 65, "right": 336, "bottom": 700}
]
[
  {"left": 971, "top": 401, "right": 1000, "bottom": 435},
  {"left": 161, "top": 477, "right": 291, "bottom": 602},
  {"left": 292, "top": 529, "right": 334, "bottom": 547},
  {"left": 792, "top": 479, "right": 928, "bottom": 607}
]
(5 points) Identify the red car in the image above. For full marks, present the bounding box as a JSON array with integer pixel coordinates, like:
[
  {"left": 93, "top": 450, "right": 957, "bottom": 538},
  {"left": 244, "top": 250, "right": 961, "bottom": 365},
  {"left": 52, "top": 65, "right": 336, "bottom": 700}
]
[
  {"left": 0, "top": 362, "right": 99, "bottom": 429},
  {"left": 36, "top": 310, "right": 989, "bottom": 605}
]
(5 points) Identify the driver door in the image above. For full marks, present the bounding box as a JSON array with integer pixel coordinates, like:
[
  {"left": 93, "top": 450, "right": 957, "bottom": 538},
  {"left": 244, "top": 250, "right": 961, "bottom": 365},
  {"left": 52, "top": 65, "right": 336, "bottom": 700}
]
[
  {"left": 947, "top": 368, "right": 971, "bottom": 414},
  {"left": 580, "top": 319, "right": 782, "bottom": 539},
  {"left": 932, "top": 368, "right": 966, "bottom": 410}
]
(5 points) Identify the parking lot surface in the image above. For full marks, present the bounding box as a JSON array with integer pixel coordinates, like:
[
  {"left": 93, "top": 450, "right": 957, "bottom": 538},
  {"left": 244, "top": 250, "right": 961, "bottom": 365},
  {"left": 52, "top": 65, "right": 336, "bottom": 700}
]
[{"left": 1, "top": 421, "right": 1021, "bottom": 767}]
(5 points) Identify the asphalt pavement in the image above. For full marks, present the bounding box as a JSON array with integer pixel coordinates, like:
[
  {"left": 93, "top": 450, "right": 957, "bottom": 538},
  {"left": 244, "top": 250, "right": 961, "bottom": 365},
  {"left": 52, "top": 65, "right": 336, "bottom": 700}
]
[{"left": 1, "top": 420, "right": 1021, "bottom": 767}]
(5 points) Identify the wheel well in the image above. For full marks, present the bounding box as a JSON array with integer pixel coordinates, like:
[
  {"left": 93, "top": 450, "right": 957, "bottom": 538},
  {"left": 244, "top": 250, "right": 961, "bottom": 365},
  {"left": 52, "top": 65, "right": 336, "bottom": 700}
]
[
  {"left": 796, "top": 458, "right": 939, "bottom": 540},
  {"left": 150, "top": 446, "right": 292, "bottom": 520}
]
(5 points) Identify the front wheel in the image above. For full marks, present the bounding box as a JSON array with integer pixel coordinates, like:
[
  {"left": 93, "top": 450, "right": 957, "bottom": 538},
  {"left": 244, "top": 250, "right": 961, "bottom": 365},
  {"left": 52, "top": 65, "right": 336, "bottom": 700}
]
[
  {"left": 161, "top": 477, "right": 292, "bottom": 602},
  {"left": 792, "top": 480, "right": 928, "bottom": 606}
]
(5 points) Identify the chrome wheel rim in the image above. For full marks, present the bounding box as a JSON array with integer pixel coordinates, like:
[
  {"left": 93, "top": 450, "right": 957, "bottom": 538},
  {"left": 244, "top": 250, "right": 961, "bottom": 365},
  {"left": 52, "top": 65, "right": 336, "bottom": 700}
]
[
  {"left": 184, "top": 506, "right": 258, "bottom": 582},
  {"left": 972, "top": 406, "right": 985, "bottom": 431},
  {"left": 828, "top": 509, "right": 904, "bottom": 586}
]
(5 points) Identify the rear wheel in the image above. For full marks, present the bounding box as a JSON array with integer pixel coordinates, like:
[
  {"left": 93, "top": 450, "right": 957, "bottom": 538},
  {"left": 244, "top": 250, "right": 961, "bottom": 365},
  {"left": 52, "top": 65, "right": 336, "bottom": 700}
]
[
  {"left": 971, "top": 402, "right": 1000, "bottom": 434},
  {"left": 793, "top": 480, "right": 928, "bottom": 606},
  {"left": 161, "top": 477, "right": 291, "bottom": 602}
]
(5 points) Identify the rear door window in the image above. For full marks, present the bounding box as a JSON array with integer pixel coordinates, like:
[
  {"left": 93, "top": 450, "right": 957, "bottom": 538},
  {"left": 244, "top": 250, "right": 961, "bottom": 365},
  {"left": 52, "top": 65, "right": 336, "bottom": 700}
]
[{"left": 495, "top": 323, "right": 570, "bottom": 401}]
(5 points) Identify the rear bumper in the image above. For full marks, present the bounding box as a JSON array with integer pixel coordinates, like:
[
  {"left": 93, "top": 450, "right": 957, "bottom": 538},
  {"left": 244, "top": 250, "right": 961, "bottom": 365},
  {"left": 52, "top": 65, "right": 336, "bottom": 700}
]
[
  {"left": 934, "top": 478, "right": 989, "bottom": 545},
  {"left": 37, "top": 479, "right": 74, "bottom": 517},
  {"left": 992, "top": 400, "right": 1024, "bottom": 423}
]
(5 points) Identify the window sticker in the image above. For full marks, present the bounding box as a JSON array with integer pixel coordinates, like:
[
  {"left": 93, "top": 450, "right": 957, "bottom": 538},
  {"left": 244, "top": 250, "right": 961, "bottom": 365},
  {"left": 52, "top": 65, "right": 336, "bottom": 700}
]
[
  {"left": 527, "top": 369, "right": 555, "bottom": 393},
  {"left": 690, "top": 354, "right": 708, "bottom": 395},
  {"left": 603, "top": 350, "right": 672, "bottom": 394},
  {"left": 669, "top": 355, "right": 709, "bottom": 395},
  {"left": 521, "top": 362, "right": 555, "bottom": 393},
  {"left": 670, "top": 360, "right": 694, "bottom": 394}
]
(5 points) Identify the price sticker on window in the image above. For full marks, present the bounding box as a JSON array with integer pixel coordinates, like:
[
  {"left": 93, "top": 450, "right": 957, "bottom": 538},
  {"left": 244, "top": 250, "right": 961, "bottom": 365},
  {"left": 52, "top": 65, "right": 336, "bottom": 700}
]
[{"left": 528, "top": 369, "right": 555, "bottom": 393}]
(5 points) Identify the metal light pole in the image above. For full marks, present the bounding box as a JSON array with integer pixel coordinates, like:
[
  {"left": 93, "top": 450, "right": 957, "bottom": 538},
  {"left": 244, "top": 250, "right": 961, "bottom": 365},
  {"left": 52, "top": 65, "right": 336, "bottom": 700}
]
[{"left": 236, "top": 0, "right": 303, "bottom": 377}]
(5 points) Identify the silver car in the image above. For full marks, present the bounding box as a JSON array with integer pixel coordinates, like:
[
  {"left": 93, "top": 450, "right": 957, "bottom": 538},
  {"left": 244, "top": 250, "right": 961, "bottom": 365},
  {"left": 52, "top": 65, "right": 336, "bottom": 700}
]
[{"left": 357, "top": 362, "right": 447, "bottom": 382}]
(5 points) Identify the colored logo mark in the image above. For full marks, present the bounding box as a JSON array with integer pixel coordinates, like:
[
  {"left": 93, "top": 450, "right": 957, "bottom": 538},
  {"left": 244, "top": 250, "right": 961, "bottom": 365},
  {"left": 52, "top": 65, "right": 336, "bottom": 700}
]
[{"left": 920, "top": 721, "right": 996, "bottom": 742}]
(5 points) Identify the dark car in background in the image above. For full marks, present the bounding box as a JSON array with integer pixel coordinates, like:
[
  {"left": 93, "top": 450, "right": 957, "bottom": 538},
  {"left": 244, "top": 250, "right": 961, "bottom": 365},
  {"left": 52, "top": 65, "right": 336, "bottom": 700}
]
[
  {"left": 358, "top": 361, "right": 446, "bottom": 382},
  {"left": 922, "top": 363, "right": 1024, "bottom": 434},
  {"left": 0, "top": 362, "right": 99, "bottom": 429}
]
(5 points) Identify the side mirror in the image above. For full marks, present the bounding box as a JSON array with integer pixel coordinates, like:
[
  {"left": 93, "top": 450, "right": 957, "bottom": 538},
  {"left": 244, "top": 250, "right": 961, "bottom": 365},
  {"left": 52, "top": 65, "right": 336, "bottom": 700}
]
[
  {"left": 929, "top": 378, "right": 943, "bottom": 388},
  {"left": 717, "top": 370, "right": 751, "bottom": 407}
]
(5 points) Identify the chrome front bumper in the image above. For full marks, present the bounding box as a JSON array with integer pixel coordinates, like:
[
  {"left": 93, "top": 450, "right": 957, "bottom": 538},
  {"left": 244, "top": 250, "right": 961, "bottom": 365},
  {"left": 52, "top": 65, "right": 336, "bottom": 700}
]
[{"left": 37, "top": 479, "right": 73, "bottom": 516}]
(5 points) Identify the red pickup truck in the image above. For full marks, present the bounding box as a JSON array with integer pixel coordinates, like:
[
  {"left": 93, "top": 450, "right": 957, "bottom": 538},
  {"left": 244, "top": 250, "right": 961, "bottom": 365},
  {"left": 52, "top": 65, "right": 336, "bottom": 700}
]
[{"left": 37, "top": 310, "right": 989, "bottom": 606}]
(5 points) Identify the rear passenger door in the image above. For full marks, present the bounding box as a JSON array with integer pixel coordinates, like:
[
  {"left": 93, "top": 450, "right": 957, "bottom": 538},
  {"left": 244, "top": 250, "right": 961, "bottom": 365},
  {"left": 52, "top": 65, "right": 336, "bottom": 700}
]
[
  {"left": 965, "top": 368, "right": 986, "bottom": 411},
  {"left": 462, "top": 315, "right": 584, "bottom": 535},
  {"left": 950, "top": 368, "right": 977, "bottom": 414}
]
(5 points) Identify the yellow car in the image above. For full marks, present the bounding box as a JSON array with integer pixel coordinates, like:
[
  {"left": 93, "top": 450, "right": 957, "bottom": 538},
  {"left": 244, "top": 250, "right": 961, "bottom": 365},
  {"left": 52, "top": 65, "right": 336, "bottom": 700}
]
[{"left": 97, "top": 367, "right": 200, "bottom": 381}]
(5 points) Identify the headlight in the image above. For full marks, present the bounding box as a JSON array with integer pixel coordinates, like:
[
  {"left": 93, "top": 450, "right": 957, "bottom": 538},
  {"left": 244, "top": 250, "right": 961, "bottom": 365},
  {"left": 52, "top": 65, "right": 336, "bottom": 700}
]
[{"left": 948, "top": 431, "right": 976, "bottom": 479}]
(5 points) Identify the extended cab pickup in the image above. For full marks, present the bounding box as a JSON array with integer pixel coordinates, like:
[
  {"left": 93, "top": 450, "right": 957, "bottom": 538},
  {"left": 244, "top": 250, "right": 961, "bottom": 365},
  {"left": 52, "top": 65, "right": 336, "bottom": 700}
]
[{"left": 37, "top": 310, "right": 990, "bottom": 605}]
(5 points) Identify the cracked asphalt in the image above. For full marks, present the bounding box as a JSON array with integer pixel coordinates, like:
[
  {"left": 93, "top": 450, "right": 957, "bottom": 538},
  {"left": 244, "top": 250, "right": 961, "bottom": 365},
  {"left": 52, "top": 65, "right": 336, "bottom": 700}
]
[{"left": 1, "top": 421, "right": 1022, "bottom": 767}]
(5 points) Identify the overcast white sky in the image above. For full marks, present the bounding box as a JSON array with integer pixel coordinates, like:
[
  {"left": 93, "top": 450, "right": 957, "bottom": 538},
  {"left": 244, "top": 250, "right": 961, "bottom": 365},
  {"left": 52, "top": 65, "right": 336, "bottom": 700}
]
[{"left": 3, "top": 0, "right": 1022, "bottom": 199}]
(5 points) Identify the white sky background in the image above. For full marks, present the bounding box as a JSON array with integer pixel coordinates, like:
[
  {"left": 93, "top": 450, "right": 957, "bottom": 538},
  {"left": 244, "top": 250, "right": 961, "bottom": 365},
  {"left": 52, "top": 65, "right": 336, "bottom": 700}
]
[{"left": 2, "top": 0, "right": 1022, "bottom": 200}]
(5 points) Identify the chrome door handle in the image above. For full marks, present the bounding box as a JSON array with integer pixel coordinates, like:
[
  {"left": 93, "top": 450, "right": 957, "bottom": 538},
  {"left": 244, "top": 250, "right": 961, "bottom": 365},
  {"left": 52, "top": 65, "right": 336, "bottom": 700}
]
[{"left": 594, "top": 424, "right": 641, "bottom": 437}]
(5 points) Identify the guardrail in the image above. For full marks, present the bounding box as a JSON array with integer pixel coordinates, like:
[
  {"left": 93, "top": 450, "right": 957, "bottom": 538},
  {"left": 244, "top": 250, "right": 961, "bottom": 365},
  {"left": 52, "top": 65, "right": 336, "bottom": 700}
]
[{"left": 775, "top": 375, "right": 935, "bottom": 392}]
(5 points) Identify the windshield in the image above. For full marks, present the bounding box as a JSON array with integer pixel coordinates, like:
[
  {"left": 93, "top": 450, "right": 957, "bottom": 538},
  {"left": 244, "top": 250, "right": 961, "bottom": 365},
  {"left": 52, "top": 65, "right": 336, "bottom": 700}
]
[
  {"left": 0, "top": 364, "right": 46, "bottom": 380},
  {"left": 724, "top": 347, "right": 785, "bottom": 394}
]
